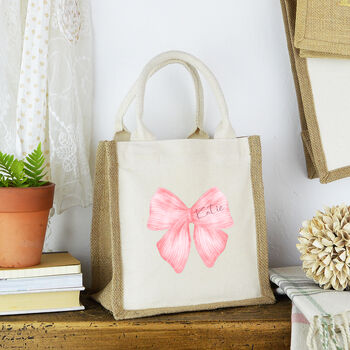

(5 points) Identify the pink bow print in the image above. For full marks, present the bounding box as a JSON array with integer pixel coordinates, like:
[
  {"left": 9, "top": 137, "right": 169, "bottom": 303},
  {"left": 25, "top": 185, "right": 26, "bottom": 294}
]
[{"left": 147, "top": 187, "right": 233, "bottom": 273}]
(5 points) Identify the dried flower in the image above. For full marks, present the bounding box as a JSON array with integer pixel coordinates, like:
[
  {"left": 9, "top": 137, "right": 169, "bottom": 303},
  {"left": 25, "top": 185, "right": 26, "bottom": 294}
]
[{"left": 297, "top": 205, "right": 350, "bottom": 291}]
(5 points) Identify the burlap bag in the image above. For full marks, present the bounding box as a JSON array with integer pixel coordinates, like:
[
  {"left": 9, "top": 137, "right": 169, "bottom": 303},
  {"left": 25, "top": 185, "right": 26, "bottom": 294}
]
[
  {"left": 295, "top": 0, "right": 350, "bottom": 58},
  {"left": 90, "top": 51, "right": 274, "bottom": 320},
  {"left": 281, "top": 0, "right": 350, "bottom": 183}
]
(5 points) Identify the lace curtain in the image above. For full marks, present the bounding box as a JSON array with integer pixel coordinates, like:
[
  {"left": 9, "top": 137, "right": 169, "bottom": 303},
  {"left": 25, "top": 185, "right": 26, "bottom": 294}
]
[
  {"left": 0, "top": 0, "right": 93, "bottom": 214},
  {"left": 0, "top": 1, "right": 24, "bottom": 155}
]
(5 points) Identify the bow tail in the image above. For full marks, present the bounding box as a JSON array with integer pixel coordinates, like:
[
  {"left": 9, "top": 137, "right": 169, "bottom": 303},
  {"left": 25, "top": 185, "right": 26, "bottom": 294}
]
[
  {"left": 157, "top": 220, "right": 191, "bottom": 273},
  {"left": 193, "top": 225, "right": 228, "bottom": 268}
]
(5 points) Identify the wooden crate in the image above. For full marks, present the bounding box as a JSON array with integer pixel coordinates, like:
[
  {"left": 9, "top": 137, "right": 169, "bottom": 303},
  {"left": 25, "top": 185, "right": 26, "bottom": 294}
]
[{"left": 0, "top": 294, "right": 291, "bottom": 349}]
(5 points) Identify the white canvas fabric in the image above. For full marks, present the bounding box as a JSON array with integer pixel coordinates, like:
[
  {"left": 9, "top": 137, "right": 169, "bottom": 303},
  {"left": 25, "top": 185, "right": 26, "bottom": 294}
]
[
  {"left": 91, "top": 51, "right": 274, "bottom": 320},
  {"left": 118, "top": 138, "right": 260, "bottom": 309},
  {"left": 307, "top": 58, "right": 350, "bottom": 172}
]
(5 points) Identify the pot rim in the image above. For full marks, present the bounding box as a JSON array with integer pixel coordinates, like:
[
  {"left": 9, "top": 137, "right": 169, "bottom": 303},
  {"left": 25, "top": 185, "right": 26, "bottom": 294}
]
[
  {"left": 0, "top": 183, "right": 55, "bottom": 213},
  {"left": 0, "top": 182, "right": 55, "bottom": 190}
]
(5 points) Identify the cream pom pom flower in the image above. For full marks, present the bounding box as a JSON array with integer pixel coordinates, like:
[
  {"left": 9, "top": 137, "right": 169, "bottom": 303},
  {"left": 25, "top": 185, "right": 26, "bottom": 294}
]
[{"left": 296, "top": 205, "right": 350, "bottom": 291}]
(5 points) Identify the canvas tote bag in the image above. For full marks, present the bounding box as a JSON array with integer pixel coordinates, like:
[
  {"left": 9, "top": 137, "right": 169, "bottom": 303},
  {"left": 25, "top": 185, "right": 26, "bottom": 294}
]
[
  {"left": 281, "top": 0, "right": 350, "bottom": 183},
  {"left": 91, "top": 51, "right": 275, "bottom": 320}
]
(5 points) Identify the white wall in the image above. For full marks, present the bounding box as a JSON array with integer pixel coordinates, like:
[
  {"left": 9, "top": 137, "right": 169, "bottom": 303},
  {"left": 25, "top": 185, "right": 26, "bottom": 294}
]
[{"left": 48, "top": 0, "right": 350, "bottom": 287}]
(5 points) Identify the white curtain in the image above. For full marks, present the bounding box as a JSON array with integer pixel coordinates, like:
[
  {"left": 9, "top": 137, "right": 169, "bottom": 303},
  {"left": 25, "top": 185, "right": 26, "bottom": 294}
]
[
  {"left": 0, "top": 0, "right": 93, "bottom": 214},
  {"left": 0, "top": 0, "right": 24, "bottom": 154}
]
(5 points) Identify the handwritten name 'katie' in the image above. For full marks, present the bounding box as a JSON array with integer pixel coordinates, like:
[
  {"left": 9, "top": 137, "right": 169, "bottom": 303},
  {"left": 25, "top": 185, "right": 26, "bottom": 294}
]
[{"left": 195, "top": 204, "right": 224, "bottom": 220}]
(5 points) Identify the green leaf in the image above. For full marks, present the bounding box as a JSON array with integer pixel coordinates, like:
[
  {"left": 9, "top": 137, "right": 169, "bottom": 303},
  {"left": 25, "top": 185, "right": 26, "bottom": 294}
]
[
  {"left": 0, "top": 143, "right": 48, "bottom": 187},
  {"left": 10, "top": 160, "right": 28, "bottom": 187},
  {"left": 0, "top": 174, "right": 9, "bottom": 187},
  {"left": 23, "top": 143, "right": 48, "bottom": 187},
  {"left": 0, "top": 152, "right": 15, "bottom": 178}
]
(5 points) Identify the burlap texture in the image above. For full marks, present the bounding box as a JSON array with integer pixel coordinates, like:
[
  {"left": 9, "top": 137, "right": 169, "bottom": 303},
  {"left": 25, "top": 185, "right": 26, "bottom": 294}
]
[
  {"left": 280, "top": 0, "right": 350, "bottom": 183},
  {"left": 295, "top": 0, "right": 350, "bottom": 58},
  {"left": 90, "top": 137, "right": 274, "bottom": 320},
  {"left": 281, "top": 0, "right": 319, "bottom": 179}
]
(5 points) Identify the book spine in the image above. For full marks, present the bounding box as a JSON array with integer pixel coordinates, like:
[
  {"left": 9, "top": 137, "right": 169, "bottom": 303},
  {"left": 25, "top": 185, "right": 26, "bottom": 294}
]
[{"left": 0, "top": 274, "right": 83, "bottom": 293}]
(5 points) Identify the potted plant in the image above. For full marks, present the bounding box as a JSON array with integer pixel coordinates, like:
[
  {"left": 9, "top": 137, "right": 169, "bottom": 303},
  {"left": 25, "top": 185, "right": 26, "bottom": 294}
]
[{"left": 0, "top": 144, "right": 54, "bottom": 268}]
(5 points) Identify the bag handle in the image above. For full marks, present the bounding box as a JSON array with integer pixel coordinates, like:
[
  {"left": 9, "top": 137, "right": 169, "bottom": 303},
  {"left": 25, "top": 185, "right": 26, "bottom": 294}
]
[
  {"left": 132, "top": 51, "right": 236, "bottom": 141},
  {"left": 115, "top": 58, "right": 209, "bottom": 140}
]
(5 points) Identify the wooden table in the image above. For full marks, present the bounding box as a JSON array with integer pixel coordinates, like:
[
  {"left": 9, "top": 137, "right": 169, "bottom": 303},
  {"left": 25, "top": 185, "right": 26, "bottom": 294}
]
[{"left": 0, "top": 294, "right": 291, "bottom": 349}]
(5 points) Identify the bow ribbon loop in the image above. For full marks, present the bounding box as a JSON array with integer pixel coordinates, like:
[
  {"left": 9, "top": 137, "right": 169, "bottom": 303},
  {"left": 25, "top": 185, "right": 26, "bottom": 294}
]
[{"left": 147, "top": 187, "right": 233, "bottom": 273}]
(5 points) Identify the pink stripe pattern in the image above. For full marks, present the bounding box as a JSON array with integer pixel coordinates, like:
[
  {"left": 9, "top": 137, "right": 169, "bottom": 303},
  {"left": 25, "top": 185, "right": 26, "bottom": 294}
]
[
  {"left": 147, "top": 188, "right": 234, "bottom": 273},
  {"left": 292, "top": 312, "right": 309, "bottom": 325}
]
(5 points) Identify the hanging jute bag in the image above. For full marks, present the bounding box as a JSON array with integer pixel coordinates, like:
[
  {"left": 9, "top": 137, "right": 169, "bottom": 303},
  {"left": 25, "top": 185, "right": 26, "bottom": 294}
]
[
  {"left": 294, "top": 0, "right": 350, "bottom": 58},
  {"left": 281, "top": 0, "right": 350, "bottom": 183},
  {"left": 90, "top": 51, "right": 275, "bottom": 320}
]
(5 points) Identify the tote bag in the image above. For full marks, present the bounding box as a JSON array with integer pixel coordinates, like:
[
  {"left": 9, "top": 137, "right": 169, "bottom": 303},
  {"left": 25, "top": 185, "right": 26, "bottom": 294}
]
[
  {"left": 281, "top": 0, "right": 350, "bottom": 183},
  {"left": 294, "top": 0, "right": 350, "bottom": 59},
  {"left": 90, "top": 51, "right": 274, "bottom": 320}
]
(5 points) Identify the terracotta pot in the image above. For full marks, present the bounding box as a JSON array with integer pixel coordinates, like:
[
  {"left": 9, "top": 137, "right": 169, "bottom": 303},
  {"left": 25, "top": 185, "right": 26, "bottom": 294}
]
[{"left": 0, "top": 183, "right": 55, "bottom": 268}]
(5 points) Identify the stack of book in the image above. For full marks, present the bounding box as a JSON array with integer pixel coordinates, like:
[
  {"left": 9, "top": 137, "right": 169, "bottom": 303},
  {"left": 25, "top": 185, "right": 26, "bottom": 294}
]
[{"left": 0, "top": 252, "right": 84, "bottom": 315}]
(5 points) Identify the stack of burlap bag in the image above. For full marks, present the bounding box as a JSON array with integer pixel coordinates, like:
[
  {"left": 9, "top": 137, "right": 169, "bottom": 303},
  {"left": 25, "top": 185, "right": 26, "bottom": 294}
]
[{"left": 281, "top": 0, "right": 350, "bottom": 184}]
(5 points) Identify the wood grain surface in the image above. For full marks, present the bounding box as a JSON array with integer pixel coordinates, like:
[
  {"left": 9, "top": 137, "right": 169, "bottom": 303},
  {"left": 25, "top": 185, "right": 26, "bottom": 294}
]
[{"left": 0, "top": 294, "right": 291, "bottom": 349}]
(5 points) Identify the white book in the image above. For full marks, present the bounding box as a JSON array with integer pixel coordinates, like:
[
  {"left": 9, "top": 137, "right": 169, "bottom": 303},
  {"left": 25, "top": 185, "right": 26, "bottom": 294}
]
[
  {"left": 0, "top": 305, "right": 85, "bottom": 316},
  {"left": 0, "top": 273, "right": 83, "bottom": 293},
  {"left": 0, "top": 286, "right": 85, "bottom": 295}
]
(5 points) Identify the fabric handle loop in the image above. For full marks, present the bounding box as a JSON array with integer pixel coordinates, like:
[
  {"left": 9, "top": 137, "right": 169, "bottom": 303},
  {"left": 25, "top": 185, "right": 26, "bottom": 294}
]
[
  {"left": 115, "top": 58, "right": 208, "bottom": 139},
  {"left": 132, "top": 51, "right": 236, "bottom": 141}
]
